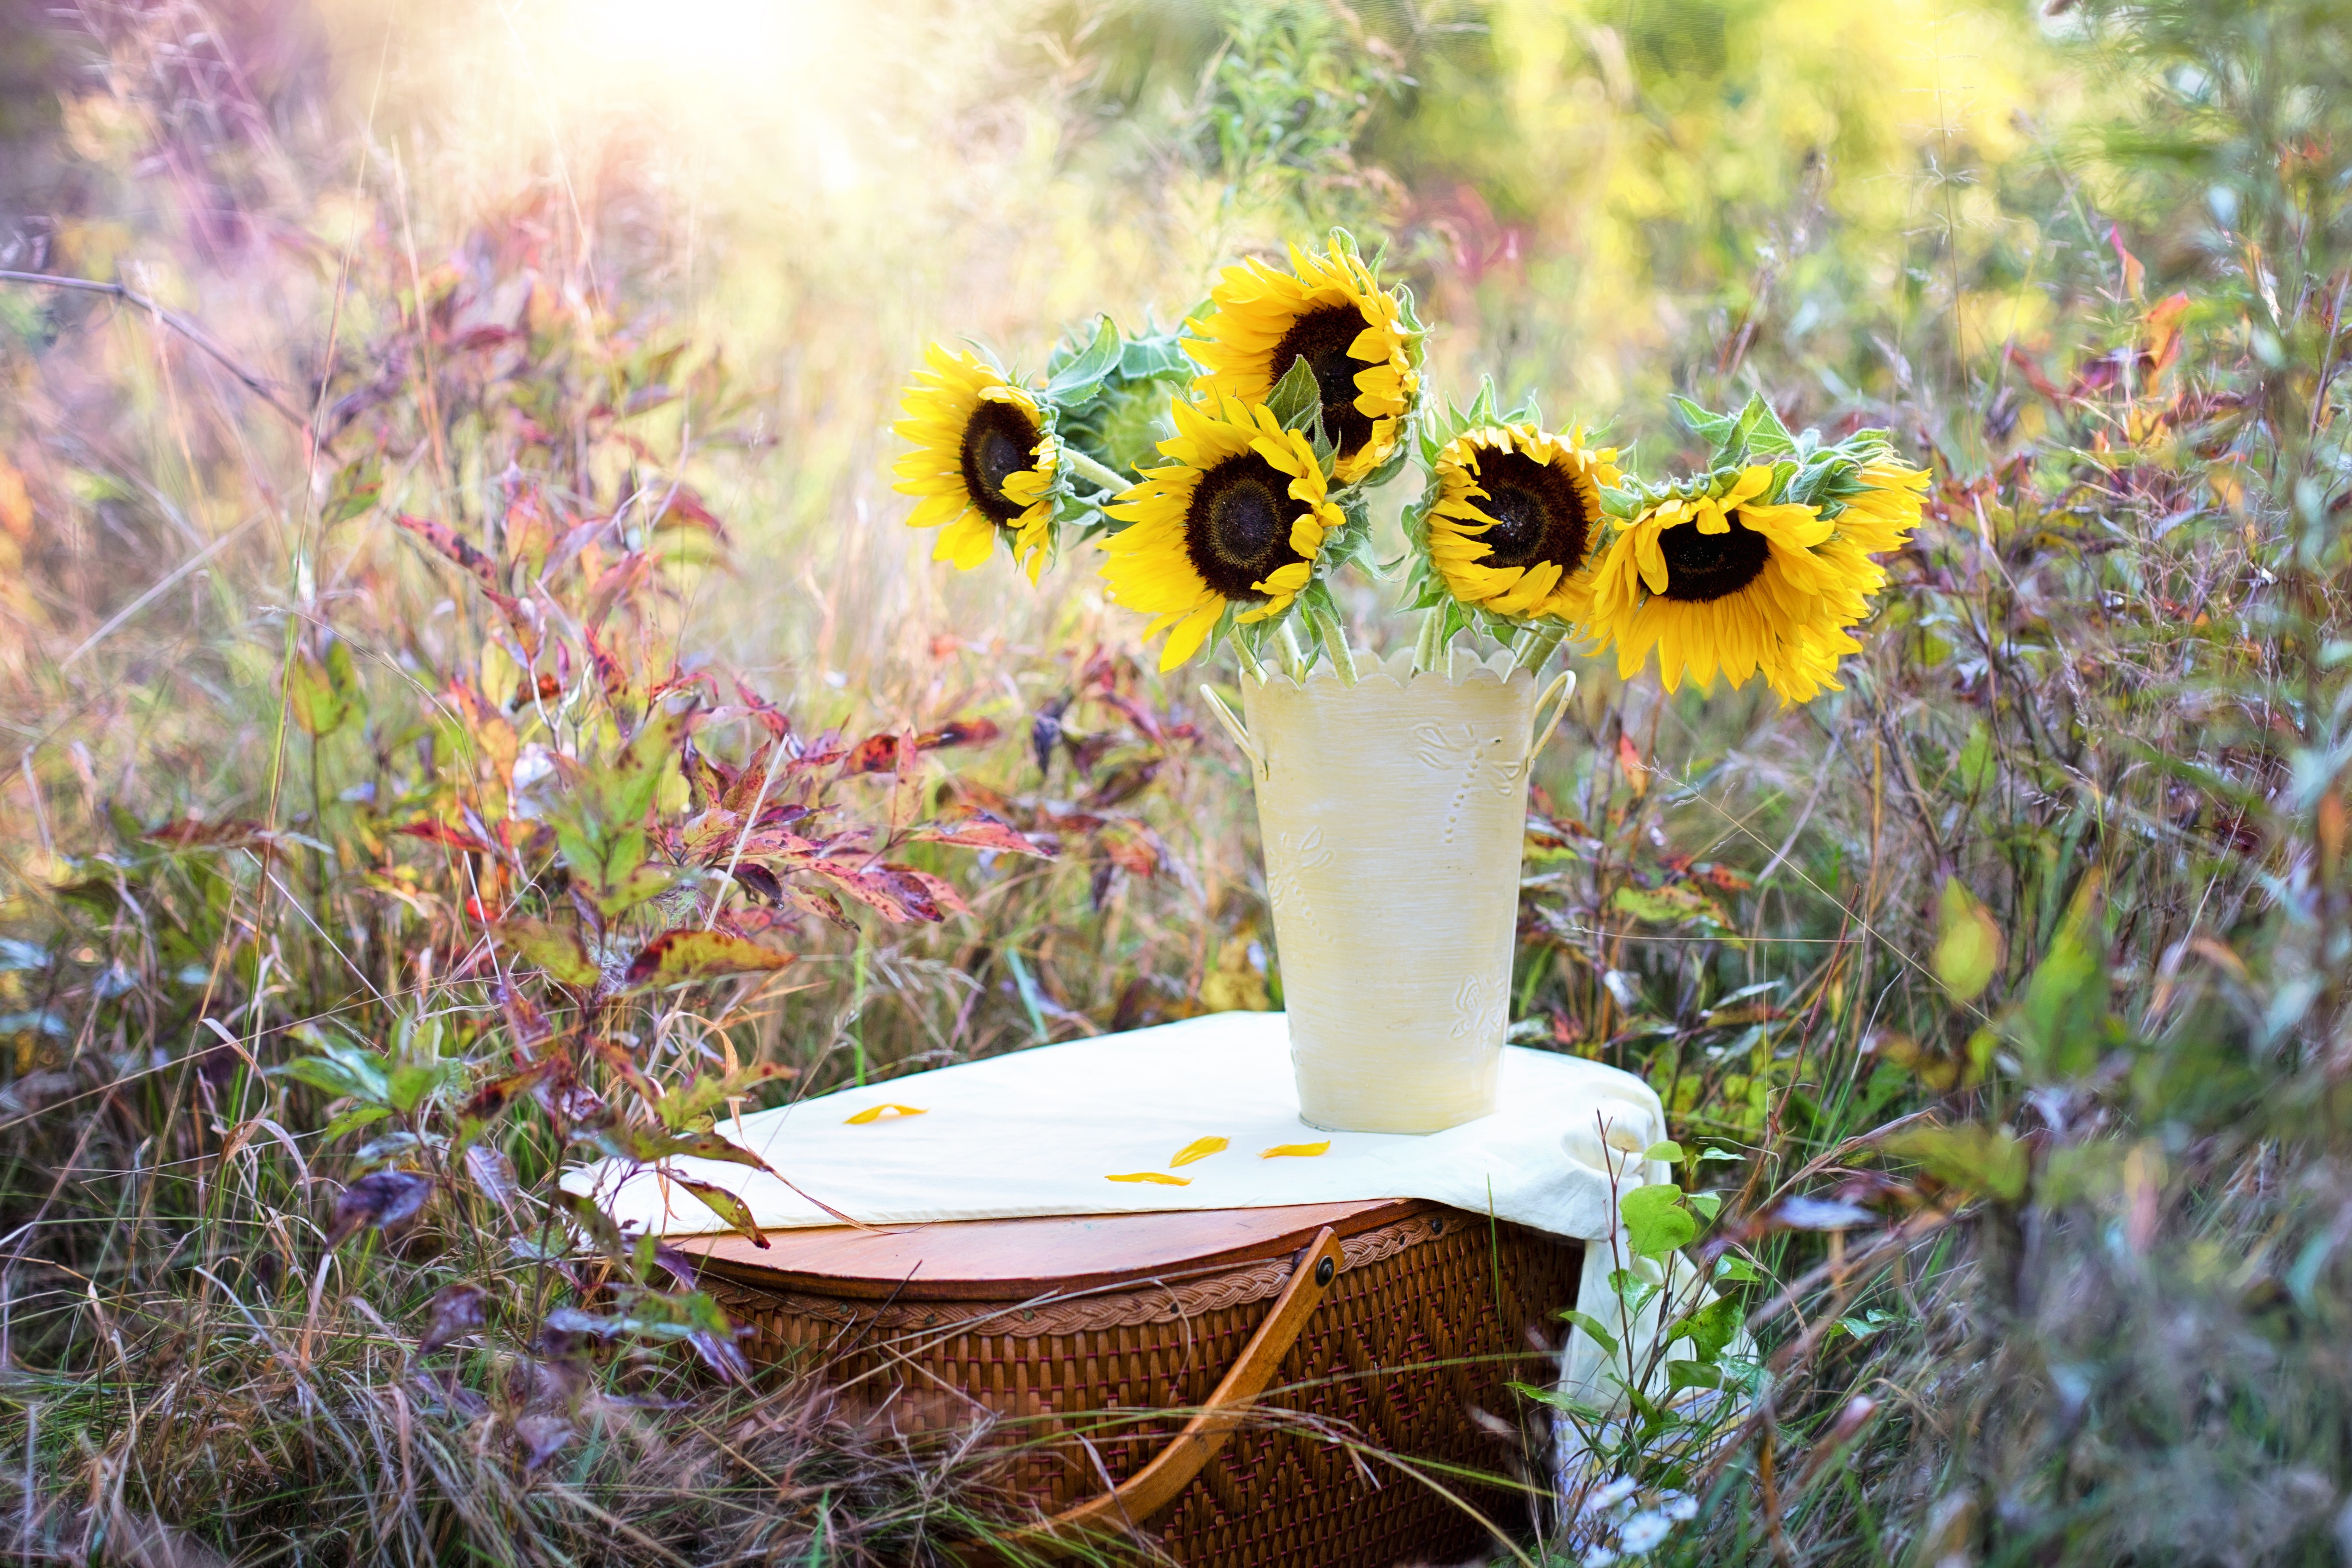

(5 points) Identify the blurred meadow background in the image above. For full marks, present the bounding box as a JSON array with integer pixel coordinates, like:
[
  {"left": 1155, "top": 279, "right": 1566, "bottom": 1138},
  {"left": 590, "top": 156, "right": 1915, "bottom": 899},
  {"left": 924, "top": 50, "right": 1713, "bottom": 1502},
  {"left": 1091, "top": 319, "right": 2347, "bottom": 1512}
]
[{"left": 0, "top": 0, "right": 2348, "bottom": 1562}]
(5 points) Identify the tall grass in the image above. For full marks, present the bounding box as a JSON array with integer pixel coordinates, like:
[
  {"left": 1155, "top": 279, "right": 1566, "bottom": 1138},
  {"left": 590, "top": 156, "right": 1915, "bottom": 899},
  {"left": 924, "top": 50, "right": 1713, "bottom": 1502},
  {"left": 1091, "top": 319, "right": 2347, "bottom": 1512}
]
[{"left": 0, "top": 0, "right": 2346, "bottom": 1562}]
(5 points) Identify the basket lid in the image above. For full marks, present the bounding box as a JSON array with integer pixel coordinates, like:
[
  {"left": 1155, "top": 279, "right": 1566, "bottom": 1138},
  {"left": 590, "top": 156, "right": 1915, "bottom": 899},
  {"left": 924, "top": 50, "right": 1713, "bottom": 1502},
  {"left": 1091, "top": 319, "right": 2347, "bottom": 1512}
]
[{"left": 674, "top": 1198, "right": 1438, "bottom": 1301}]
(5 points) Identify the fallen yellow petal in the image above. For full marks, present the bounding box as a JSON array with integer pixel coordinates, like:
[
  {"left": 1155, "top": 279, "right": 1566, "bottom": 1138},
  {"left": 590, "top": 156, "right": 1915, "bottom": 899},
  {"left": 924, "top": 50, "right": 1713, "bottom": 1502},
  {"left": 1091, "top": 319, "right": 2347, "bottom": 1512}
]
[
  {"left": 844, "top": 1104, "right": 927, "bottom": 1125},
  {"left": 1106, "top": 1171, "right": 1192, "bottom": 1186},
  {"left": 1168, "top": 1136, "right": 1229, "bottom": 1168},
  {"left": 1261, "top": 1141, "right": 1332, "bottom": 1159}
]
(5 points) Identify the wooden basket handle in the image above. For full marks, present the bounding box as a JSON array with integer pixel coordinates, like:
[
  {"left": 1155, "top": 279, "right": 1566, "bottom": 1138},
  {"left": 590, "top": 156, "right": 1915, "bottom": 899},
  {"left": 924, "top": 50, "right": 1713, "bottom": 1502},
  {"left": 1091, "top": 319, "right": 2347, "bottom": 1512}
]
[{"left": 975, "top": 1226, "right": 1347, "bottom": 1561}]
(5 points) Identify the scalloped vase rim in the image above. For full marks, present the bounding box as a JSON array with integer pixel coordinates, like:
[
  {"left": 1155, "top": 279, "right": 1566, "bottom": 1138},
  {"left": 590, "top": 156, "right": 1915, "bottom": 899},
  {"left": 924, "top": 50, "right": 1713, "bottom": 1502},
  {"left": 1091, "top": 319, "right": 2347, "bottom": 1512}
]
[{"left": 1245, "top": 641, "right": 1534, "bottom": 698}]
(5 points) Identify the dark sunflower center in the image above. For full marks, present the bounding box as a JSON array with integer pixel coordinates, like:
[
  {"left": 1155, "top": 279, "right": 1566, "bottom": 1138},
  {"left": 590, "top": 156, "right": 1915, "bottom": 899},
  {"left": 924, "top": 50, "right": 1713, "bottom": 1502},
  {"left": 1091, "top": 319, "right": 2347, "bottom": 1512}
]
[
  {"left": 958, "top": 399, "right": 1043, "bottom": 527},
  {"left": 1184, "top": 453, "right": 1309, "bottom": 602},
  {"left": 1657, "top": 514, "right": 1772, "bottom": 603},
  {"left": 1269, "top": 304, "right": 1378, "bottom": 461},
  {"left": 1468, "top": 449, "right": 1593, "bottom": 573}
]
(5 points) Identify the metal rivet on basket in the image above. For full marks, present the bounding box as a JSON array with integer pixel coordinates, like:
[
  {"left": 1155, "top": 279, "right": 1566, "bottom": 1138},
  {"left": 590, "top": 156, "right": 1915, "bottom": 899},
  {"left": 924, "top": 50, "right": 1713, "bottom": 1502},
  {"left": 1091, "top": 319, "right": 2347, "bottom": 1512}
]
[{"left": 1315, "top": 1256, "right": 1336, "bottom": 1288}]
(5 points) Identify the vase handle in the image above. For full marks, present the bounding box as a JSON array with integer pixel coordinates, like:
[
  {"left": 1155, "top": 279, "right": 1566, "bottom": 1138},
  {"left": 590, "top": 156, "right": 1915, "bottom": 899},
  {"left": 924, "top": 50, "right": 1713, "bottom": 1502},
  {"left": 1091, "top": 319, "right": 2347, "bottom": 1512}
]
[
  {"left": 1530, "top": 669, "right": 1576, "bottom": 757},
  {"left": 1200, "top": 684, "right": 1269, "bottom": 779}
]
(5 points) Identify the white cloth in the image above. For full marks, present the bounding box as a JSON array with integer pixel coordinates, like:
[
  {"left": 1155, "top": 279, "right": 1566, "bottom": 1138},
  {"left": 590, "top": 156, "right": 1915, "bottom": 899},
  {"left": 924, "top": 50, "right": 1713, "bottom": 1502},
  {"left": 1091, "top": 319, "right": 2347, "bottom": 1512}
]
[{"left": 571, "top": 1009, "right": 1669, "bottom": 1239}]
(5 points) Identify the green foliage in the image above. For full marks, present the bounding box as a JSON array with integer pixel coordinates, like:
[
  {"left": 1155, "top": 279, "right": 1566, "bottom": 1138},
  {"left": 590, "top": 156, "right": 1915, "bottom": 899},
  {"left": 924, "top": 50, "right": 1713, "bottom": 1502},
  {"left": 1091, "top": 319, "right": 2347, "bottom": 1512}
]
[
  {"left": 1620, "top": 1181, "right": 1701, "bottom": 1260},
  {"left": 1933, "top": 876, "right": 2002, "bottom": 1002}
]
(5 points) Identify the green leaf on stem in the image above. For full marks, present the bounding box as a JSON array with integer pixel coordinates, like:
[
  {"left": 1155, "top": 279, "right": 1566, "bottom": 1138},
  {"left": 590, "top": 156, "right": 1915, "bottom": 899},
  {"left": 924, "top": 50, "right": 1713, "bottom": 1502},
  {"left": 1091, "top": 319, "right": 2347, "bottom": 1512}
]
[{"left": 1621, "top": 1182, "right": 1698, "bottom": 1259}]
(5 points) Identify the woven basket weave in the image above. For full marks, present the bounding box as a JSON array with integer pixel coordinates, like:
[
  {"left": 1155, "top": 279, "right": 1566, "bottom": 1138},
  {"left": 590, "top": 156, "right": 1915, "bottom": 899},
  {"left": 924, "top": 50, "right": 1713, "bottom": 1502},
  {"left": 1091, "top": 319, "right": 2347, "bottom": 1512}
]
[{"left": 690, "top": 1199, "right": 1583, "bottom": 1565}]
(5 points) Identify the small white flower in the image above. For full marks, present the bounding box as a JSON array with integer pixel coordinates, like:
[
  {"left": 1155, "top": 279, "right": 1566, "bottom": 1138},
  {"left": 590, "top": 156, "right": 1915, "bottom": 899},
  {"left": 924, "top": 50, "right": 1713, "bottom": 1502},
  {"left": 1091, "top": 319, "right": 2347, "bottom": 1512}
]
[
  {"left": 1585, "top": 1476, "right": 1639, "bottom": 1514},
  {"left": 1619, "top": 1510, "right": 1671, "bottom": 1553}
]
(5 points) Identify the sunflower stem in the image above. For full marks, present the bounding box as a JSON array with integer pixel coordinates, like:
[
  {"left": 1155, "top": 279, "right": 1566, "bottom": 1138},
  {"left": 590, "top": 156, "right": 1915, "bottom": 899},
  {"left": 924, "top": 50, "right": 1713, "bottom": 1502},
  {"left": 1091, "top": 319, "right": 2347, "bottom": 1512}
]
[
  {"left": 1316, "top": 614, "right": 1358, "bottom": 687},
  {"left": 1277, "top": 620, "right": 1309, "bottom": 681},
  {"left": 1511, "top": 623, "right": 1567, "bottom": 676},
  {"left": 1061, "top": 449, "right": 1130, "bottom": 496},
  {"left": 1231, "top": 631, "right": 1267, "bottom": 683},
  {"left": 1412, "top": 608, "right": 1444, "bottom": 674}
]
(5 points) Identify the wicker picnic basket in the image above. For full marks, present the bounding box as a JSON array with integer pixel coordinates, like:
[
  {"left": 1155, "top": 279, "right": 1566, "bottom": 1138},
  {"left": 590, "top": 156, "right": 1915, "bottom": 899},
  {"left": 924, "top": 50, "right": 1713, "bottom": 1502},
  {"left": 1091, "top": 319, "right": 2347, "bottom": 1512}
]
[{"left": 681, "top": 1198, "right": 1585, "bottom": 1565}]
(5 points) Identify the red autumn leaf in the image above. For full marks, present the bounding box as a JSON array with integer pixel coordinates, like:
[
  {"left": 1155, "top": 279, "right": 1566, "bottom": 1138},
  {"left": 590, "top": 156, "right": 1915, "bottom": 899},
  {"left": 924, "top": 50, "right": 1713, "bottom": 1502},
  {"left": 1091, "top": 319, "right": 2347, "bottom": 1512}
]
[
  {"left": 914, "top": 717, "right": 1000, "bottom": 751},
  {"left": 804, "top": 860, "right": 926, "bottom": 922},
  {"left": 887, "top": 864, "right": 970, "bottom": 918},
  {"left": 583, "top": 624, "right": 630, "bottom": 704},
  {"left": 646, "top": 667, "right": 721, "bottom": 706},
  {"left": 841, "top": 734, "right": 903, "bottom": 775},
  {"left": 792, "top": 728, "right": 848, "bottom": 770},
  {"left": 1096, "top": 690, "right": 1169, "bottom": 747},
  {"left": 497, "top": 976, "right": 553, "bottom": 1049},
  {"left": 442, "top": 678, "right": 506, "bottom": 734},
  {"left": 666, "top": 1174, "right": 769, "bottom": 1250},
  {"left": 1100, "top": 830, "right": 1160, "bottom": 877},
  {"left": 326, "top": 1169, "right": 432, "bottom": 1247},
  {"left": 448, "top": 324, "right": 523, "bottom": 353},
  {"left": 2142, "top": 290, "right": 2192, "bottom": 378},
  {"left": 494, "top": 918, "right": 604, "bottom": 989},
  {"left": 512, "top": 1414, "right": 574, "bottom": 1473},
  {"left": 146, "top": 818, "right": 271, "bottom": 849},
  {"left": 501, "top": 483, "right": 558, "bottom": 561},
  {"left": 584, "top": 551, "right": 651, "bottom": 633},
  {"left": 775, "top": 886, "right": 857, "bottom": 933},
  {"left": 481, "top": 588, "right": 541, "bottom": 659},
  {"left": 397, "top": 821, "right": 493, "bottom": 854},
  {"left": 463, "top": 1144, "right": 521, "bottom": 1213},
  {"left": 720, "top": 757, "right": 778, "bottom": 814},
  {"left": 1082, "top": 757, "right": 1162, "bottom": 809},
  {"left": 716, "top": 906, "right": 793, "bottom": 940},
  {"left": 656, "top": 485, "right": 731, "bottom": 542},
  {"left": 731, "top": 676, "right": 791, "bottom": 739},
  {"left": 907, "top": 811, "right": 1052, "bottom": 858},
  {"left": 625, "top": 930, "right": 797, "bottom": 988},
  {"left": 2004, "top": 343, "right": 2067, "bottom": 404},
  {"left": 393, "top": 512, "right": 501, "bottom": 592},
  {"left": 509, "top": 672, "right": 563, "bottom": 710},
  {"left": 728, "top": 862, "right": 784, "bottom": 905},
  {"left": 419, "top": 1281, "right": 487, "bottom": 1353},
  {"left": 459, "top": 1062, "right": 551, "bottom": 1125},
  {"left": 529, "top": 1057, "right": 607, "bottom": 1124},
  {"left": 1616, "top": 733, "right": 1647, "bottom": 798},
  {"left": 586, "top": 1034, "right": 659, "bottom": 1103},
  {"left": 862, "top": 866, "right": 944, "bottom": 922},
  {"left": 2107, "top": 222, "right": 2145, "bottom": 300}
]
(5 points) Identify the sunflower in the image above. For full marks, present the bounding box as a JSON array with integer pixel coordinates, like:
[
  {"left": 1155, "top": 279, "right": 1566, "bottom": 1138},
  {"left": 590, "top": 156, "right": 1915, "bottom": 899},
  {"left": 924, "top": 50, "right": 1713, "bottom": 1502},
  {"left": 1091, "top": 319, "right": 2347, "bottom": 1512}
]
[
  {"left": 1186, "top": 241, "right": 1420, "bottom": 485},
  {"left": 892, "top": 344, "right": 1061, "bottom": 582},
  {"left": 1423, "top": 424, "right": 1621, "bottom": 623},
  {"left": 1832, "top": 459, "right": 1933, "bottom": 552},
  {"left": 1099, "top": 395, "right": 1344, "bottom": 670},
  {"left": 1587, "top": 465, "right": 1891, "bottom": 705}
]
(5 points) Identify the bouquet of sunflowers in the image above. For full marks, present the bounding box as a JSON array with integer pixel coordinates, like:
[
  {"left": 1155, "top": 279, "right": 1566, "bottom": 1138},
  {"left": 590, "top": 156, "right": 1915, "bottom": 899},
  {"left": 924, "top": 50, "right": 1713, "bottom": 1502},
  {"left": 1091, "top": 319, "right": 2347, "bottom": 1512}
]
[{"left": 892, "top": 231, "right": 1927, "bottom": 706}]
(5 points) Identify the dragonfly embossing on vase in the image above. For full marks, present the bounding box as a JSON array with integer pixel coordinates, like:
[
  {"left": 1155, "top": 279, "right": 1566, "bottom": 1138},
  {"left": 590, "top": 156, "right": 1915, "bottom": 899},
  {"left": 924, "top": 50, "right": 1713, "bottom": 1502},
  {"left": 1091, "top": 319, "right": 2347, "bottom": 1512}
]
[
  {"left": 1411, "top": 720, "right": 1524, "bottom": 846},
  {"left": 1265, "top": 827, "right": 1336, "bottom": 939}
]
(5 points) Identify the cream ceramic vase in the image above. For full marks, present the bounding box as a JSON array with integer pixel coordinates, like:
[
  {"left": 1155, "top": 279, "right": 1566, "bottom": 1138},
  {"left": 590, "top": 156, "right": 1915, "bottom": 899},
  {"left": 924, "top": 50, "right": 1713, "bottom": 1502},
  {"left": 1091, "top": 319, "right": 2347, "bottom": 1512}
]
[{"left": 1209, "top": 645, "right": 1573, "bottom": 1133}]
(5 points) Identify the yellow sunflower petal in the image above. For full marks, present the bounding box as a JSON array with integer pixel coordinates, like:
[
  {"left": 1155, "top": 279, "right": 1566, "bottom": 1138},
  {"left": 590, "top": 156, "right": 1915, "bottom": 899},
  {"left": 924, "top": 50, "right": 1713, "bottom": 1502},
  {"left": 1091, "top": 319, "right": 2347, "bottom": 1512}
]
[{"left": 844, "top": 1104, "right": 926, "bottom": 1124}]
